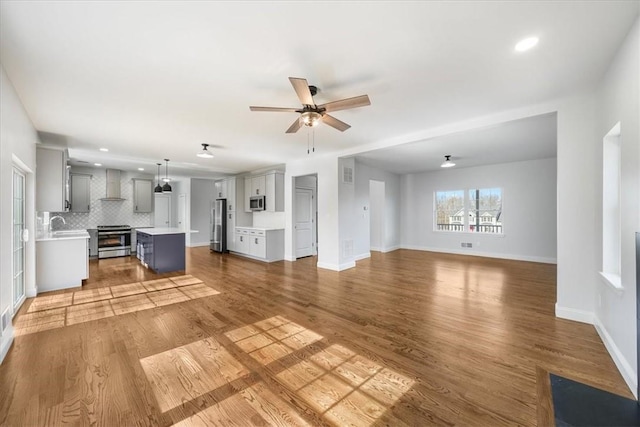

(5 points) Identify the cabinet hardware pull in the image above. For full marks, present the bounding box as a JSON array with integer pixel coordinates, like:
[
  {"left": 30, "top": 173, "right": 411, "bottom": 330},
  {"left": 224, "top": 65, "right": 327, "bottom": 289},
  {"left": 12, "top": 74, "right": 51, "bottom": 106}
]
[{"left": 255, "top": 238, "right": 258, "bottom": 244}]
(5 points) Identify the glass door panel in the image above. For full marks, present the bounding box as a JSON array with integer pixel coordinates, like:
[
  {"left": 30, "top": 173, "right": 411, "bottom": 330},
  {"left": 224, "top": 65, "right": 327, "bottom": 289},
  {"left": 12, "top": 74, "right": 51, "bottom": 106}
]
[{"left": 12, "top": 168, "right": 25, "bottom": 312}]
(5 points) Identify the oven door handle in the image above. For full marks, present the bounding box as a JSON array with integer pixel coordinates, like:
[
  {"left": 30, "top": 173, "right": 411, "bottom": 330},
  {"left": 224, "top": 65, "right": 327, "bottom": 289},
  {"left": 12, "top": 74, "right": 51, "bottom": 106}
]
[{"left": 98, "top": 232, "right": 129, "bottom": 236}]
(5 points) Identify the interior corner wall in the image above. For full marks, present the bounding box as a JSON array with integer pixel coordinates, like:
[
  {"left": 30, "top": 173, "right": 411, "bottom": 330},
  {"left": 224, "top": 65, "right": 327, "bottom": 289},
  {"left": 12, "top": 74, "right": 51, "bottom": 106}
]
[
  {"left": 400, "top": 157, "right": 557, "bottom": 263},
  {"left": 169, "top": 178, "right": 190, "bottom": 245},
  {"left": 0, "top": 65, "right": 38, "bottom": 363},
  {"left": 594, "top": 17, "right": 639, "bottom": 398},
  {"left": 338, "top": 157, "right": 356, "bottom": 269},
  {"left": 189, "top": 178, "right": 215, "bottom": 247},
  {"left": 353, "top": 160, "right": 401, "bottom": 258},
  {"left": 285, "top": 154, "right": 340, "bottom": 270}
]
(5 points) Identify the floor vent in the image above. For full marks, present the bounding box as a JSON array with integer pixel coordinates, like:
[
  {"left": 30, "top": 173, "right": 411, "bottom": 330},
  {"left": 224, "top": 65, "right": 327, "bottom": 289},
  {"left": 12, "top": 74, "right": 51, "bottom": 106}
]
[
  {"left": 461, "top": 242, "right": 473, "bottom": 248},
  {"left": 1, "top": 308, "right": 10, "bottom": 333}
]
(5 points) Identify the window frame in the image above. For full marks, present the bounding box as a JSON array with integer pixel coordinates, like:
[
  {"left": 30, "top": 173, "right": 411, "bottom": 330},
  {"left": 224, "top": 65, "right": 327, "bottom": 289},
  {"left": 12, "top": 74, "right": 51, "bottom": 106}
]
[{"left": 433, "top": 187, "right": 504, "bottom": 236}]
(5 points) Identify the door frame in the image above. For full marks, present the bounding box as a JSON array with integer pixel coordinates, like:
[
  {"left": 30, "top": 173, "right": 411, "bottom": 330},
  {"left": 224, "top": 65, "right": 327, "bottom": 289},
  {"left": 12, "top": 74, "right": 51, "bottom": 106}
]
[
  {"left": 154, "top": 193, "right": 172, "bottom": 227},
  {"left": 12, "top": 166, "right": 27, "bottom": 313},
  {"left": 292, "top": 175, "right": 318, "bottom": 259}
]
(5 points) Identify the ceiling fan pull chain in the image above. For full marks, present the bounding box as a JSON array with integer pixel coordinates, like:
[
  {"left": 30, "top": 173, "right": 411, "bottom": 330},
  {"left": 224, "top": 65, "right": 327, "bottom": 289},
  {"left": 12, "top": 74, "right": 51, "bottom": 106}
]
[
  {"left": 313, "top": 129, "right": 315, "bottom": 152},
  {"left": 307, "top": 129, "right": 310, "bottom": 154}
]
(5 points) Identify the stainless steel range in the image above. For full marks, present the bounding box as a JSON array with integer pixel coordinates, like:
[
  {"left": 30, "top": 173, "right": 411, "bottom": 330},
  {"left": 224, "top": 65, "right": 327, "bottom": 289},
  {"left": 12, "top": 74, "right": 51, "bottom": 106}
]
[{"left": 97, "top": 225, "right": 132, "bottom": 259}]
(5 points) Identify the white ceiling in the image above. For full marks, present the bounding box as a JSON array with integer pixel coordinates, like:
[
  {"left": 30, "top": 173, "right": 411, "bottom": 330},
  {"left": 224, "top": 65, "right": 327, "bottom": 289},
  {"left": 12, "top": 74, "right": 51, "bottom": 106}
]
[
  {"left": 355, "top": 113, "right": 557, "bottom": 174},
  {"left": 1, "top": 2, "right": 637, "bottom": 176}
]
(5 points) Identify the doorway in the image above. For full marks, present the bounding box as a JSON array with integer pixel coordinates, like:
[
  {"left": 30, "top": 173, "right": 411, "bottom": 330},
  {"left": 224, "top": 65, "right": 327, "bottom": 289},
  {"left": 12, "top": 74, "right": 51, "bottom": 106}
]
[
  {"left": 369, "top": 180, "right": 385, "bottom": 252},
  {"left": 293, "top": 175, "right": 317, "bottom": 259},
  {"left": 12, "top": 167, "right": 26, "bottom": 312},
  {"left": 154, "top": 194, "right": 171, "bottom": 227}
]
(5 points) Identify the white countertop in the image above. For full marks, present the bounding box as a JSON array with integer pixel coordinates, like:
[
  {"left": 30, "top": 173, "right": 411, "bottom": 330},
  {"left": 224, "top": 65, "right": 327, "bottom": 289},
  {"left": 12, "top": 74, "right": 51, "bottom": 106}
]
[
  {"left": 136, "top": 228, "right": 199, "bottom": 235},
  {"left": 36, "top": 230, "right": 90, "bottom": 242},
  {"left": 235, "top": 226, "right": 284, "bottom": 231}
]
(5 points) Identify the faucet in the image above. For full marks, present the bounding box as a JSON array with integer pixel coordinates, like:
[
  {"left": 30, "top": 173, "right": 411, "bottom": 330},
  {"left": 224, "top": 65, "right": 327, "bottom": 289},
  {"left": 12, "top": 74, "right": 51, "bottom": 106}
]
[{"left": 50, "top": 215, "right": 66, "bottom": 230}]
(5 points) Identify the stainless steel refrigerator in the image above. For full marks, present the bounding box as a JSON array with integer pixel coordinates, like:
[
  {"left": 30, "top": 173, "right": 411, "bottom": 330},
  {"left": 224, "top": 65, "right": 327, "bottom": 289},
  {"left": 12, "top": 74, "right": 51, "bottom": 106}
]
[{"left": 210, "top": 199, "right": 227, "bottom": 252}]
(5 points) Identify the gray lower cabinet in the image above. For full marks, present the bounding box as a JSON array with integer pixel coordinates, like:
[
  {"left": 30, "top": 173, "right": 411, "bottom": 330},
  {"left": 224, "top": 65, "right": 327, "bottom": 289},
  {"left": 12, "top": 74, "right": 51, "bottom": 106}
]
[
  {"left": 88, "top": 229, "right": 98, "bottom": 257},
  {"left": 136, "top": 231, "right": 185, "bottom": 273}
]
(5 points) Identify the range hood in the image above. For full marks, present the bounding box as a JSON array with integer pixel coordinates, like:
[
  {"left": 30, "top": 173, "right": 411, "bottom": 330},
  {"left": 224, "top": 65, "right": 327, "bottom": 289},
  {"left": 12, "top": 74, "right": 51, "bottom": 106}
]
[{"left": 100, "top": 169, "right": 126, "bottom": 200}]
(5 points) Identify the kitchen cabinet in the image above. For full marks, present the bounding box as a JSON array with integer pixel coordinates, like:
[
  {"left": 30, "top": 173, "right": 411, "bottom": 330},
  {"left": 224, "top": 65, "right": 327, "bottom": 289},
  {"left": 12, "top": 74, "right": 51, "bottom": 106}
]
[
  {"left": 232, "top": 227, "right": 284, "bottom": 262},
  {"left": 243, "top": 171, "right": 284, "bottom": 212},
  {"left": 226, "top": 211, "right": 235, "bottom": 251},
  {"left": 88, "top": 229, "right": 98, "bottom": 257},
  {"left": 36, "top": 231, "right": 89, "bottom": 292},
  {"left": 136, "top": 229, "right": 186, "bottom": 273},
  {"left": 36, "top": 147, "right": 69, "bottom": 212},
  {"left": 214, "top": 179, "right": 227, "bottom": 199},
  {"left": 215, "top": 177, "right": 237, "bottom": 211},
  {"left": 133, "top": 179, "right": 153, "bottom": 213},
  {"left": 70, "top": 173, "right": 91, "bottom": 213}
]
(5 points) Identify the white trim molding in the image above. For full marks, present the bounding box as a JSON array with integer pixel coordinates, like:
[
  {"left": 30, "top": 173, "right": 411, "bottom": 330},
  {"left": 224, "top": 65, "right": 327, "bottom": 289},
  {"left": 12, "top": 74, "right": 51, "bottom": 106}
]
[
  {"left": 0, "top": 326, "right": 14, "bottom": 364},
  {"left": 381, "top": 245, "right": 401, "bottom": 253},
  {"left": 594, "top": 316, "right": 638, "bottom": 399},
  {"left": 316, "top": 261, "right": 356, "bottom": 271},
  {"left": 555, "top": 304, "right": 594, "bottom": 324},
  {"left": 354, "top": 252, "right": 371, "bottom": 261}
]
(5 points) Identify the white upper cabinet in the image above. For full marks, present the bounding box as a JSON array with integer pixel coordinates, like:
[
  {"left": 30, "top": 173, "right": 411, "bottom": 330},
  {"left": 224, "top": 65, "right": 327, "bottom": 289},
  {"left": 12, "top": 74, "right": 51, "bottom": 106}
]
[
  {"left": 36, "top": 147, "right": 69, "bottom": 212},
  {"left": 133, "top": 179, "right": 153, "bottom": 213},
  {"left": 243, "top": 171, "right": 284, "bottom": 212},
  {"left": 214, "top": 179, "right": 227, "bottom": 199},
  {"left": 70, "top": 174, "right": 91, "bottom": 213}
]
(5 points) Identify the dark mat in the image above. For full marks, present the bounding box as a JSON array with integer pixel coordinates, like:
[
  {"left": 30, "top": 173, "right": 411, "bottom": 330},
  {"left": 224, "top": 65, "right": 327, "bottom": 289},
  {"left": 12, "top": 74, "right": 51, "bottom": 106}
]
[{"left": 550, "top": 374, "right": 640, "bottom": 426}]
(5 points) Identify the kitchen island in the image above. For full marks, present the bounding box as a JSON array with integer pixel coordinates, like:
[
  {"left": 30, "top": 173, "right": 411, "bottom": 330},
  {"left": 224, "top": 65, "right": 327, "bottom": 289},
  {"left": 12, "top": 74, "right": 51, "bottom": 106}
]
[
  {"left": 36, "top": 230, "right": 90, "bottom": 292},
  {"left": 136, "top": 228, "right": 196, "bottom": 273}
]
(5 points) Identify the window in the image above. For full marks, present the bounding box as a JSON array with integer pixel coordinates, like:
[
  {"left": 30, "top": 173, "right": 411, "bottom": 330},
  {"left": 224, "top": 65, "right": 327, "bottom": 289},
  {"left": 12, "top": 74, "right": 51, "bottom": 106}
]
[
  {"left": 434, "top": 188, "right": 503, "bottom": 234},
  {"left": 434, "top": 190, "right": 464, "bottom": 231},
  {"left": 601, "top": 122, "right": 621, "bottom": 289}
]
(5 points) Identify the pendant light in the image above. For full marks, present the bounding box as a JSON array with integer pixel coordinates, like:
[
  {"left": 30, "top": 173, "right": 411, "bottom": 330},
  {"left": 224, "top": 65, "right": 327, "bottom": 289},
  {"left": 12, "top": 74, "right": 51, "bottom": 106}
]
[
  {"left": 197, "top": 143, "right": 214, "bottom": 158},
  {"left": 441, "top": 155, "right": 456, "bottom": 168},
  {"left": 162, "top": 159, "right": 172, "bottom": 193},
  {"left": 154, "top": 163, "right": 163, "bottom": 193}
]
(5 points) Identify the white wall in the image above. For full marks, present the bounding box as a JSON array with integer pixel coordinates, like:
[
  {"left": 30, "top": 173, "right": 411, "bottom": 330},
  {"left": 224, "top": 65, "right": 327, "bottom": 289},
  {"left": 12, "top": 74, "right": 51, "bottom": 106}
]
[
  {"left": 594, "top": 18, "right": 639, "bottom": 398},
  {"left": 189, "top": 178, "right": 215, "bottom": 247},
  {"left": 169, "top": 178, "right": 190, "bottom": 245},
  {"left": 338, "top": 157, "right": 356, "bottom": 269},
  {"left": 285, "top": 154, "right": 340, "bottom": 269},
  {"left": 400, "top": 158, "right": 557, "bottom": 263},
  {"left": 0, "top": 65, "right": 38, "bottom": 363},
  {"left": 354, "top": 160, "right": 401, "bottom": 258}
]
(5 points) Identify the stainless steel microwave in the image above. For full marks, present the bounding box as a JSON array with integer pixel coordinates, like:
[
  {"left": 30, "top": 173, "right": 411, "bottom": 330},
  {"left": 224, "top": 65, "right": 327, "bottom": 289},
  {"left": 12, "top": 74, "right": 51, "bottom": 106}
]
[{"left": 249, "top": 195, "right": 265, "bottom": 211}]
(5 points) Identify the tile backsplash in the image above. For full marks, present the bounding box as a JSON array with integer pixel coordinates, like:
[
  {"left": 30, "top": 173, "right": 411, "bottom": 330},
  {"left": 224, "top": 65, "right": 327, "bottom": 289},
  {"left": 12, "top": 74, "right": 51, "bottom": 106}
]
[{"left": 38, "top": 167, "right": 154, "bottom": 232}]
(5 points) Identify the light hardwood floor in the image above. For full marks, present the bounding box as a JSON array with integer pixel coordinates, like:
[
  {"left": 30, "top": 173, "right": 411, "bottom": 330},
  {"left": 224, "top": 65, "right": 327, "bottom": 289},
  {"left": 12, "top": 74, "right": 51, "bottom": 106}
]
[{"left": 0, "top": 248, "right": 632, "bottom": 426}]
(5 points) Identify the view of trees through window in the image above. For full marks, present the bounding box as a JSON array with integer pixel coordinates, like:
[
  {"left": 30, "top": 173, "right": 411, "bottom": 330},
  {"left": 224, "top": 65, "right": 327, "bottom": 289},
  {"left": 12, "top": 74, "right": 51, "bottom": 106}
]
[{"left": 435, "top": 188, "right": 503, "bottom": 233}]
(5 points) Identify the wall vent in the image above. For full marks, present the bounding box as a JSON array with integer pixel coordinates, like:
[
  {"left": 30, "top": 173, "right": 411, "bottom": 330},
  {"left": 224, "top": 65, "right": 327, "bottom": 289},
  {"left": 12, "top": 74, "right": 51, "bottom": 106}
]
[
  {"left": 461, "top": 242, "right": 473, "bottom": 248},
  {"left": 342, "top": 166, "right": 354, "bottom": 184},
  {"left": 1, "top": 308, "right": 10, "bottom": 333}
]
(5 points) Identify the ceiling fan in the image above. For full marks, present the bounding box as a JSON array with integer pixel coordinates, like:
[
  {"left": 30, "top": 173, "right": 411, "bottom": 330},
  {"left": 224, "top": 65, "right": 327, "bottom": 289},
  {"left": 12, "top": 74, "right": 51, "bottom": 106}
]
[{"left": 250, "top": 77, "right": 371, "bottom": 133}]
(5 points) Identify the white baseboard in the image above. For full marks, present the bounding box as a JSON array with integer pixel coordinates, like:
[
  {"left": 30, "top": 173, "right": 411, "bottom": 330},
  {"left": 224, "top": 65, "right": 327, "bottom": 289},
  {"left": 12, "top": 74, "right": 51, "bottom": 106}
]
[
  {"left": 370, "top": 246, "right": 382, "bottom": 252},
  {"left": 401, "top": 245, "right": 556, "bottom": 264},
  {"left": 284, "top": 254, "right": 296, "bottom": 262},
  {"left": 555, "top": 303, "right": 594, "bottom": 324},
  {"left": 594, "top": 315, "right": 638, "bottom": 399},
  {"left": 0, "top": 326, "right": 14, "bottom": 364},
  {"left": 382, "top": 245, "right": 401, "bottom": 253},
  {"left": 316, "top": 261, "right": 356, "bottom": 271},
  {"left": 354, "top": 252, "right": 371, "bottom": 261}
]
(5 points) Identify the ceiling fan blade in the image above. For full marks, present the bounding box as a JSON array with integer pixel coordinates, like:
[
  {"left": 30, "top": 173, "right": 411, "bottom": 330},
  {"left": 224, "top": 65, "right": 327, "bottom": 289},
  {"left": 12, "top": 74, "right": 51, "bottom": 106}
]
[
  {"left": 285, "top": 117, "right": 303, "bottom": 134},
  {"left": 322, "top": 114, "right": 351, "bottom": 132},
  {"left": 250, "top": 106, "right": 299, "bottom": 112},
  {"left": 289, "top": 77, "right": 315, "bottom": 106},
  {"left": 319, "top": 95, "right": 370, "bottom": 113}
]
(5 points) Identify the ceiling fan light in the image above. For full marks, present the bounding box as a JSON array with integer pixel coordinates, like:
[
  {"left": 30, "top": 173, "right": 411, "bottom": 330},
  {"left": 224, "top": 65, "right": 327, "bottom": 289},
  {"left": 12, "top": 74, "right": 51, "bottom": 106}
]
[
  {"left": 197, "top": 143, "right": 214, "bottom": 158},
  {"left": 301, "top": 111, "right": 322, "bottom": 127},
  {"left": 441, "top": 155, "right": 456, "bottom": 168}
]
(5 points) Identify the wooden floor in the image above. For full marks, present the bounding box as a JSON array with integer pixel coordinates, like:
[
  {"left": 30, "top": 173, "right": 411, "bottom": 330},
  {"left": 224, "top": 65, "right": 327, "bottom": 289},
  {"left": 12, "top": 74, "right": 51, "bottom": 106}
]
[{"left": 0, "top": 248, "right": 632, "bottom": 426}]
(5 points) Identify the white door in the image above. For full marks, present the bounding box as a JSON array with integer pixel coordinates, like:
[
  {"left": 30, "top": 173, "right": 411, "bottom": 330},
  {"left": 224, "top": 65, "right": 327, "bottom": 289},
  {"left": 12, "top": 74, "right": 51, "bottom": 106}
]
[
  {"left": 370, "top": 180, "right": 385, "bottom": 252},
  {"left": 177, "top": 194, "right": 186, "bottom": 230},
  {"left": 154, "top": 194, "right": 171, "bottom": 227},
  {"left": 12, "top": 168, "right": 26, "bottom": 312},
  {"left": 295, "top": 188, "right": 313, "bottom": 258}
]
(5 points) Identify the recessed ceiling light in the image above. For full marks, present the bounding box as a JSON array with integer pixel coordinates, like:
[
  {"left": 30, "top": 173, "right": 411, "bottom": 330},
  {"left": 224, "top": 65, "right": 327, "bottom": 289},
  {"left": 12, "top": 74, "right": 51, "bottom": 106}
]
[
  {"left": 515, "top": 37, "right": 539, "bottom": 52},
  {"left": 138, "top": 168, "right": 144, "bottom": 171},
  {"left": 99, "top": 148, "right": 109, "bottom": 152},
  {"left": 94, "top": 163, "right": 102, "bottom": 166}
]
